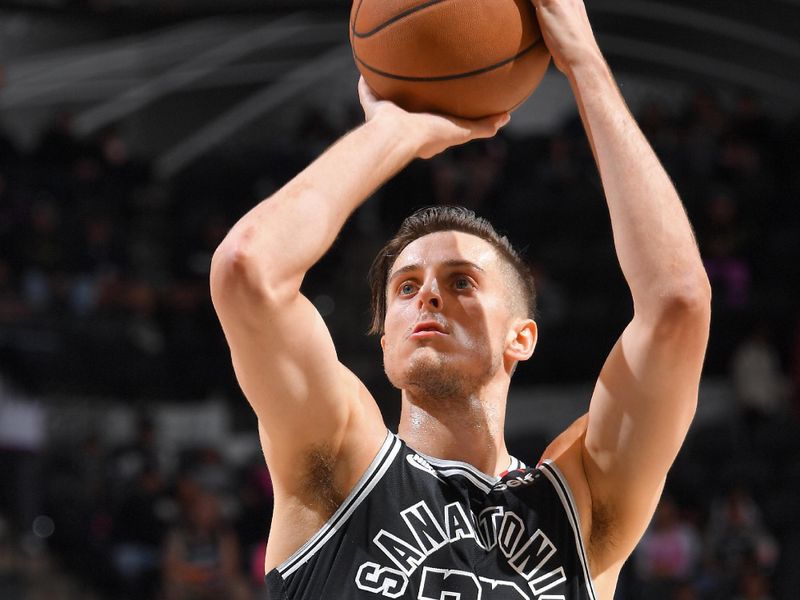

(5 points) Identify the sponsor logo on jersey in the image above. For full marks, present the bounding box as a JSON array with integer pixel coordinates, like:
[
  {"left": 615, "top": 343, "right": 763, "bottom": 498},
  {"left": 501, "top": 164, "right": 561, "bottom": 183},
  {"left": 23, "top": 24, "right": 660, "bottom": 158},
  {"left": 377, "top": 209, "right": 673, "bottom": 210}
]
[{"left": 494, "top": 470, "right": 537, "bottom": 492}]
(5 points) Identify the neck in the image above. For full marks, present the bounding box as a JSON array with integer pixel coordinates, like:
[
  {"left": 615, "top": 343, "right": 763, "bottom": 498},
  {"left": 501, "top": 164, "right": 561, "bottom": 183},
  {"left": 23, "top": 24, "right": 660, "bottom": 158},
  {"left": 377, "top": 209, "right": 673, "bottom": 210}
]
[{"left": 397, "top": 379, "right": 510, "bottom": 477}]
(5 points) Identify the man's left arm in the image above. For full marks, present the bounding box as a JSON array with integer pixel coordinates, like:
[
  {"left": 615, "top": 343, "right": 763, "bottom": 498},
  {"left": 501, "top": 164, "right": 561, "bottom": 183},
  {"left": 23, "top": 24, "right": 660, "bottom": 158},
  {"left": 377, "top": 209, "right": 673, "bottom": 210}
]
[{"left": 531, "top": 0, "right": 712, "bottom": 574}]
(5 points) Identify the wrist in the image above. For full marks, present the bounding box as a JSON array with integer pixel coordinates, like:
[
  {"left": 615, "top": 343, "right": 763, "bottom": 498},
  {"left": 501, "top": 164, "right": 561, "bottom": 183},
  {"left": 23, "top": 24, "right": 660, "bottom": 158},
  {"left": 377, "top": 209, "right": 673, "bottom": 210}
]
[
  {"left": 566, "top": 54, "right": 619, "bottom": 102},
  {"left": 364, "top": 111, "right": 424, "bottom": 158},
  {"left": 564, "top": 51, "right": 613, "bottom": 90}
]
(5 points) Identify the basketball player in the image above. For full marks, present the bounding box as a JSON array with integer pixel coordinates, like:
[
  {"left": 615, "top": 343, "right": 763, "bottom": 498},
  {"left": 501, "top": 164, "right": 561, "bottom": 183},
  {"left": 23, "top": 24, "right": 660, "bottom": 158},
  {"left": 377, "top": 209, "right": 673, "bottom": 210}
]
[{"left": 210, "top": 0, "right": 711, "bottom": 598}]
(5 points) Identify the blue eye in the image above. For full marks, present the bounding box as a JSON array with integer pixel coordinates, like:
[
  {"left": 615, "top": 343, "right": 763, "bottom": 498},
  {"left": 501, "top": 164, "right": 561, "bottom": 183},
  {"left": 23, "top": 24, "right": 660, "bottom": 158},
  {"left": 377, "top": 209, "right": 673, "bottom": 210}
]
[
  {"left": 455, "top": 277, "right": 472, "bottom": 290},
  {"left": 399, "top": 283, "right": 416, "bottom": 296}
]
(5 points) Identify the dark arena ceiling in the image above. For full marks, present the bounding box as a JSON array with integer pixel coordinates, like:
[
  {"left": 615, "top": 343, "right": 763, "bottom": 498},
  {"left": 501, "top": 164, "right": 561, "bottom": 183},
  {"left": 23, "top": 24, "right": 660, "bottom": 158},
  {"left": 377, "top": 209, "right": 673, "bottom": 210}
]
[
  {"left": 1, "top": 0, "right": 798, "bottom": 176},
  {"left": 3, "top": 0, "right": 798, "bottom": 95}
]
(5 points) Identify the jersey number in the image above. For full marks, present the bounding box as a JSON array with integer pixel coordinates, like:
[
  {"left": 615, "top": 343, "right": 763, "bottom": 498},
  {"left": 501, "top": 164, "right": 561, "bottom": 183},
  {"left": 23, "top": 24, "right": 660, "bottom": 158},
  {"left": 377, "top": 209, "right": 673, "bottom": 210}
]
[
  {"left": 419, "top": 568, "right": 530, "bottom": 599},
  {"left": 356, "top": 564, "right": 567, "bottom": 599}
]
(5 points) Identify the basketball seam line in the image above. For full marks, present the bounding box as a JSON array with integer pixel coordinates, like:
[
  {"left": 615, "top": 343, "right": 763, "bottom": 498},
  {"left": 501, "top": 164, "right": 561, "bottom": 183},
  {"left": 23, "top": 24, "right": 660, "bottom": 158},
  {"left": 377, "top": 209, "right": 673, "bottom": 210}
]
[
  {"left": 351, "top": 0, "right": 449, "bottom": 39},
  {"left": 353, "top": 36, "right": 544, "bottom": 82}
]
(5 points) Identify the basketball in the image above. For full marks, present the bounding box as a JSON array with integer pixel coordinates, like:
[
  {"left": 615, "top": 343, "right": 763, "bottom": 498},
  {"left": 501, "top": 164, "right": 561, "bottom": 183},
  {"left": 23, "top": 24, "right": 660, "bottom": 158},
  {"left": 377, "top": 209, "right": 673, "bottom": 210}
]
[{"left": 349, "top": 0, "right": 551, "bottom": 119}]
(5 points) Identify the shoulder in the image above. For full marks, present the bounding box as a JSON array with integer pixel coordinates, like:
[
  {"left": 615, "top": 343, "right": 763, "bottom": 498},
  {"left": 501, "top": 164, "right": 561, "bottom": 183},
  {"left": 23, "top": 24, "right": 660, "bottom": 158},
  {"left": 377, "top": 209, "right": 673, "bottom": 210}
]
[
  {"left": 548, "top": 447, "right": 627, "bottom": 600},
  {"left": 543, "top": 417, "right": 645, "bottom": 598},
  {"left": 539, "top": 417, "right": 599, "bottom": 565},
  {"left": 540, "top": 415, "right": 593, "bottom": 534}
]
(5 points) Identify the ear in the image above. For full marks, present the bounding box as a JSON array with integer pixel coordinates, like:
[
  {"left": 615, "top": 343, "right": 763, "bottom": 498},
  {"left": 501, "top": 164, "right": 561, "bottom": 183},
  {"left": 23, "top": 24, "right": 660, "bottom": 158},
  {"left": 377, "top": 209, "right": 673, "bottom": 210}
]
[
  {"left": 505, "top": 319, "right": 537, "bottom": 362},
  {"left": 380, "top": 335, "right": 387, "bottom": 351}
]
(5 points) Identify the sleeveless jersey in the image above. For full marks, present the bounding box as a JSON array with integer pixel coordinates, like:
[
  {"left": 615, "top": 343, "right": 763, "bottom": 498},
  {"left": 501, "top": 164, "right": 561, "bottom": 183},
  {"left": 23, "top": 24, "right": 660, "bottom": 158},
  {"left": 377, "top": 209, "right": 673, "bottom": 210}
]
[{"left": 266, "top": 431, "right": 597, "bottom": 600}]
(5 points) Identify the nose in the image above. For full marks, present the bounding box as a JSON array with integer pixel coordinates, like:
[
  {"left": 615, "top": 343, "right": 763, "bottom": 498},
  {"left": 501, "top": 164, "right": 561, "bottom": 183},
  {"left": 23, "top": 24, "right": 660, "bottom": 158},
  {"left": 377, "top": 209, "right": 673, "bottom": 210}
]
[{"left": 418, "top": 279, "right": 442, "bottom": 311}]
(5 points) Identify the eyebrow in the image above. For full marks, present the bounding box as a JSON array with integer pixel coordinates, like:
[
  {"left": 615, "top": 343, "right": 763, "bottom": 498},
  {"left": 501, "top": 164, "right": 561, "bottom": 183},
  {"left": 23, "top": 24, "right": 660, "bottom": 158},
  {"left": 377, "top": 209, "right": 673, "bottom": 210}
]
[{"left": 387, "top": 259, "right": 485, "bottom": 284}]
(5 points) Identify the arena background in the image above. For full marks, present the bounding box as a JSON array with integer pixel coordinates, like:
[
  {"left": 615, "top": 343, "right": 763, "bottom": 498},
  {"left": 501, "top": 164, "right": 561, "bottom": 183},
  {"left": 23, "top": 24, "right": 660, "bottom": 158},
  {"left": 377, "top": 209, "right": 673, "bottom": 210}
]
[{"left": 1, "top": 0, "right": 799, "bottom": 598}]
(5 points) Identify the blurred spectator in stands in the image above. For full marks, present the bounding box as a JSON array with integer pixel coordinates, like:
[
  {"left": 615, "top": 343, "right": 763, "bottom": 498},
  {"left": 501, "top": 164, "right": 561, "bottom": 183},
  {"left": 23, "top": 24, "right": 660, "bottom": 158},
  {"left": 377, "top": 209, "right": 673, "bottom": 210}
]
[
  {"left": 110, "top": 467, "right": 167, "bottom": 600},
  {"left": 235, "top": 460, "right": 274, "bottom": 589},
  {"left": 731, "top": 323, "right": 790, "bottom": 446},
  {"left": 124, "top": 279, "right": 165, "bottom": 356},
  {"left": 20, "top": 197, "right": 65, "bottom": 313},
  {"left": 735, "top": 567, "right": 775, "bottom": 600},
  {"left": 672, "top": 581, "right": 700, "bottom": 600},
  {"left": 0, "top": 258, "right": 28, "bottom": 321},
  {"left": 110, "top": 415, "right": 162, "bottom": 501},
  {"left": 730, "top": 91, "right": 775, "bottom": 156},
  {"left": 186, "top": 447, "right": 233, "bottom": 498},
  {"left": 0, "top": 372, "right": 45, "bottom": 537},
  {"left": 98, "top": 125, "right": 150, "bottom": 186},
  {"left": 162, "top": 490, "right": 250, "bottom": 600},
  {"left": 45, "top": 431, "right": 114, "bottom": 590},
  {"left": 706, "top": 486, "right": 779, "bottom": 594},
  {"left": 680, "top": 88, "right": 727, "bottom": 178},
  {"left": 174, "top": 212, "right": 228, "bottom": 285},
  {"left": 634, "top": 495, "right": 701, "bottom": 600},
  {"left": 715, "top": 131, "right": 776, "bottom": 237},
  {"left": 69, "top": 213, "right": 126, "bottom": 316},
  {"left": 717, "top": 132, "right": 764, "bottom": 185},
  {"left": 699, "top": 188, "right": 751, "bottom": 311}
]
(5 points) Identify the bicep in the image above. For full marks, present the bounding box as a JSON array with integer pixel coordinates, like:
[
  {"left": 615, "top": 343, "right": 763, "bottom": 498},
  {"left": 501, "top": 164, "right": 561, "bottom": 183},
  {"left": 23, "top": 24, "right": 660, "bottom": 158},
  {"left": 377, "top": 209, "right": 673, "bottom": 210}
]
[
  {"left": 540, "top": 413, "right": 588, "bottom": 465},
  {"left": 216, "top": 288, "right": 380, "bottom": 474},
  {"left": 582, "top": 310, "right": 709, "bottom": 556}
]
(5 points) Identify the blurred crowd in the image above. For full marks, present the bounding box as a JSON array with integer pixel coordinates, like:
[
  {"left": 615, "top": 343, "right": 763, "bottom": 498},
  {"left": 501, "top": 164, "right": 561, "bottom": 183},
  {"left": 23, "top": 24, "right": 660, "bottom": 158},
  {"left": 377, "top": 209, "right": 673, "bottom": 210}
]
[
  {"left": 1, "top": 412, "right": 273, "bottom": 599},
  {"left": 1, "top": 87, "right": 800, "bottom": 598},
  {"left": 1, "top": 90, "right": 799, "bottom": 395}
]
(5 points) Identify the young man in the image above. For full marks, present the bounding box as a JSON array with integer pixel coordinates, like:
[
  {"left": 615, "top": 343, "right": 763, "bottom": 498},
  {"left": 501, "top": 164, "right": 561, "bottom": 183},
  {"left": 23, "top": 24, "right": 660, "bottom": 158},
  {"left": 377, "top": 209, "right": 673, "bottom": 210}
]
[{"left": 210, "top": 0, "right": 711, "bottom": 598}]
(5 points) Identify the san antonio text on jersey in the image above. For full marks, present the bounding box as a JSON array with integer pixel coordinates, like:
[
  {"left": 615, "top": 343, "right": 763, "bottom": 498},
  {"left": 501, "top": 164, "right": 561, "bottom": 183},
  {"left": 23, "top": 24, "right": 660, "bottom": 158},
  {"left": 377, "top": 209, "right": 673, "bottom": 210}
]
[{"left": 266, "top": 431, "right": 598, "bottom": 600}]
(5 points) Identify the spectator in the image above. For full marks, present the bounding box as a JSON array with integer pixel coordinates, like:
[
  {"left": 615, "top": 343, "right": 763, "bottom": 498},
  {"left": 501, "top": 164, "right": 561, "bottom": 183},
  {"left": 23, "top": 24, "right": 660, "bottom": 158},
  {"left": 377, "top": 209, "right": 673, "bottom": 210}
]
[
  {"left": 0, "top": 258, "right": 27, "bottom": 321},
  {"left": 110, "top": 467, "right": 167, "bottom": 600},
  {"left": 162, "top": 491, "right": 250, "bottom": 600},
  {"left": 731, "top": 323, "right": 790, "bottom": 445},
  {"left": 735, "top": 568, "right": 776, "bottom": 600},
  {"left": 19, "top": 198, "right": 65, "bottom": 313},
  {"left": 700, "top": 188, "right": 752, "bottom": 311},
  {"left": 0, "top": 373, "right": 45, "bottom": 537},
  {"left": 635, "top": 496, "right": 701, "bottom": 600},
  {"left": 235, "top": 461, "right": 274, "bottom": 589},
  {"left": 706, "top": 486, "right": 779, "bottom": 593},
  {"left": 110, "top": 415, "right": 163, "bottom": 497}
]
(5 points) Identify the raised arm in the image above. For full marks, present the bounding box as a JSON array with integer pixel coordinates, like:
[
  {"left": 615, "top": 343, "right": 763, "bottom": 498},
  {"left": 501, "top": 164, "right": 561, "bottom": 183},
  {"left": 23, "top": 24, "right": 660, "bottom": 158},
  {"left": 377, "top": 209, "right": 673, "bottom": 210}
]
[
  {"left": 532, "top": 0, "right": 711, "bottom": 577},
  {"left": 209, "top": 79, "right": 509, "bottom": 555}
]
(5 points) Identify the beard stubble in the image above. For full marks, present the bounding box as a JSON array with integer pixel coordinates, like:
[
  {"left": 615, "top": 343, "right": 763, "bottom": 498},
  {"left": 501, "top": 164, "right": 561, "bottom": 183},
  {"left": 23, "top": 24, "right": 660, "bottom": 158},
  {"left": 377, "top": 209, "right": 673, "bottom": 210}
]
[{"left": 388, "top": 342, "right": 502, "bottom": 406}]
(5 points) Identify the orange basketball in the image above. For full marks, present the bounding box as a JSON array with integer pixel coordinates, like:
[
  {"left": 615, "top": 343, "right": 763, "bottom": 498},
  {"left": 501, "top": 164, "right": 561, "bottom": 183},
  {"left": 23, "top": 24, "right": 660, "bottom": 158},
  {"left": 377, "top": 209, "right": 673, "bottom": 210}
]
[{"left": 350, "top": 0, "right": 551, "bottom": 119}]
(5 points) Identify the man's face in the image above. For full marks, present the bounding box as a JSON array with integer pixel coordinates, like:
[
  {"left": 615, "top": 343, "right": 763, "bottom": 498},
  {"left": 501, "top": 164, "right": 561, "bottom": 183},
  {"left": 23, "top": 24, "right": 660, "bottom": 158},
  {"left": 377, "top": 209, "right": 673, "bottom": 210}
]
[{"left": 381, "top": 231, "right": 517, "bottom": 399}]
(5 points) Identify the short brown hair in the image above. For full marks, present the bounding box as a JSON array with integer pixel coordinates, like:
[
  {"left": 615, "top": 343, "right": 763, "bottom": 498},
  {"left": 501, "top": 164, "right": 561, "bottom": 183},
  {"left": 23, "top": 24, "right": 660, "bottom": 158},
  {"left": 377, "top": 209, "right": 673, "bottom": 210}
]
[{"left": 368, "top": 206, "right": 536, "bottom": 335}]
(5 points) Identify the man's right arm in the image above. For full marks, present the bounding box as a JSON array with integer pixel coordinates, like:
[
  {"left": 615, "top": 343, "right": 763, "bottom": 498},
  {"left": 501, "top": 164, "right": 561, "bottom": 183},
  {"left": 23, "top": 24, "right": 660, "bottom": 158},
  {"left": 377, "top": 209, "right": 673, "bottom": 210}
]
[
  {"left": 209, "top": 80, "right": 510, "bottom": 497},
  {"left": 210, "top": 113, "right": 414, "bottom": 488}
]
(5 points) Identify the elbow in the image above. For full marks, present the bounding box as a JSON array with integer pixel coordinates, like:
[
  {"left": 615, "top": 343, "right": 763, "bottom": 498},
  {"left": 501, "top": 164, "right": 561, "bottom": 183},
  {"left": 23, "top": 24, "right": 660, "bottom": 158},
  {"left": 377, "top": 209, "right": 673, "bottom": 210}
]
[
  {"left": 210, "top": 230, "right": 281, "bottom": 308},
  {"left": 664, "top": 275, "right": 712, "bottom": 317},
  {"left": 641, "top": 274, "right": 712, "bottom": 332}
]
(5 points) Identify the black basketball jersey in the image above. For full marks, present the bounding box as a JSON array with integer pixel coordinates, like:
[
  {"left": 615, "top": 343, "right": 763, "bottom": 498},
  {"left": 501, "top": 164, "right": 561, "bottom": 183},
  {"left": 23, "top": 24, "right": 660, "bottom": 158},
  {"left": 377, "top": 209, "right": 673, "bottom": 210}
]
[{"left": 266, "top": 431, "right": 598, "bottom": 600}]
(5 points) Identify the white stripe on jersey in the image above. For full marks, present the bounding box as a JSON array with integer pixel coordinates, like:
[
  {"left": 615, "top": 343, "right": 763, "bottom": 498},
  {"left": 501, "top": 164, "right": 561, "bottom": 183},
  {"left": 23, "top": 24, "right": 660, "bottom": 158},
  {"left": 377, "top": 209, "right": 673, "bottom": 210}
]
[
  {"left": 277, "top": 431, "right": 402, "bottom": 578},
  {"left": 418, "top": 452, "right": 528, "bottom": 489},
  {"left": 539, "top": 460, "right": 599, "bottom": 600}
]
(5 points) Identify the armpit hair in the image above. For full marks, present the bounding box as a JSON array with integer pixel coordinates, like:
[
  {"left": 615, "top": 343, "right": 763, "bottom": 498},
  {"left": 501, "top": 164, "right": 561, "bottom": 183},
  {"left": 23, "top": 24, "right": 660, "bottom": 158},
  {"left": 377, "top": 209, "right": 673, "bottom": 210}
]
[
  {"left": 589, "top": 500, "right": 617, "bottom": 562},
  {"left": 301, "top": 443, "right": 345, "bottom": 518}
]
